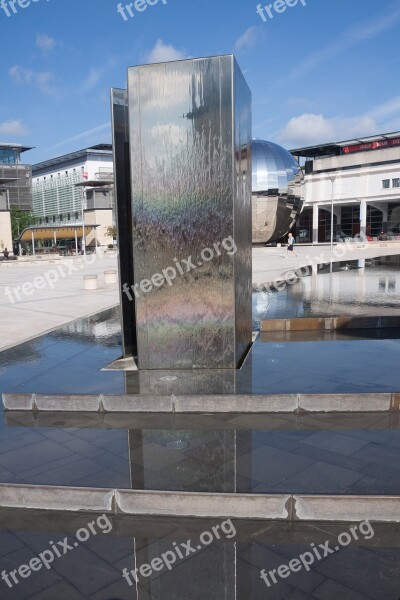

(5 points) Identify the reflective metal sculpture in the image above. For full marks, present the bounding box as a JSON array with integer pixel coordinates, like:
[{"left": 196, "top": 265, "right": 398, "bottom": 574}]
[
  {"left": 113, "top": 55, "right": 252, "bottom": 370},
  {"left": 252, "top": 139, "right": 304, "bottom": 244}
]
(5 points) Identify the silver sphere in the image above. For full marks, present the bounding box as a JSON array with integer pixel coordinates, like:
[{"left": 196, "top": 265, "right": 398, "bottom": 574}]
[{"left": 252, "top": 139, "right": 304, "bottom": 244}]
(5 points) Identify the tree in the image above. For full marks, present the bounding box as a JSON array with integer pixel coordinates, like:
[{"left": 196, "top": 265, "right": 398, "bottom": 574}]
[
  {"left": 10, "top": 209, "right": 38, "bottom": 240},
  {"left": 106, "top": 225, "right": 117, "bottom": 240}
]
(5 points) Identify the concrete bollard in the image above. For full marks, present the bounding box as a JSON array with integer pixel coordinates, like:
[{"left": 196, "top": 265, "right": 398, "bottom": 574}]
[
  {"left": 83, "top": 275, "right": 98, "bottom": 290},
  {"left": 104, "top": 270, "right": 117, "bottom": 285}
]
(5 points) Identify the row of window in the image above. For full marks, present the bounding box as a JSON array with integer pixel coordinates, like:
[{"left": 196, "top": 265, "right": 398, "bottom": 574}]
[
  {"left": 382, "top": 178, "right": 400, "bottom": 189},
  {"left": 36, "top": 166, "right": 85, "bottom": 183},
  {"left": 39, "top": 213, "right": 80, "bottom": 225}
]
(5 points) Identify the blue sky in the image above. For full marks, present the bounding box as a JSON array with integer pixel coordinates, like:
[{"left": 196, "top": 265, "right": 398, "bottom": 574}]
[{"left": 1, "top": 0, "right": 400, "bottom": 163}]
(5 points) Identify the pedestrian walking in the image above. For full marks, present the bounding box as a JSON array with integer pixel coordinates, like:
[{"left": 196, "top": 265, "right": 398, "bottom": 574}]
[{"left": 286, "top": 233, "right": 297, "bottom": 257}]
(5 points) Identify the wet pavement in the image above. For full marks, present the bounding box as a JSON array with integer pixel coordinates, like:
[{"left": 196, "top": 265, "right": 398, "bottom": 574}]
[
  {"left": 2, "top": 307, "right": 400, "bottom": 397},
  {"left": 0, "top": 265, "right": 399, "bottom": 597},
  {"left": 253, "top": 258, "right": 400, "bottom": 325},
  {"left": 0, "top": 511, "right": 399, "bottom": 599},
  {"left": 0, "top": 307, "right": 400, "bottom": 494},
  {"left": 1, "top": 413, "right": 400, "bottom": 495}
]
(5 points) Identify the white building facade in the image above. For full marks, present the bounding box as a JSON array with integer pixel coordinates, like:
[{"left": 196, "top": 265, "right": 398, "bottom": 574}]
[
  {"left": 32, "top": 145, "right": 115, "bottom": 249},
  {"left": 291, "top": 133, "right": 400, "bottom": 243}
]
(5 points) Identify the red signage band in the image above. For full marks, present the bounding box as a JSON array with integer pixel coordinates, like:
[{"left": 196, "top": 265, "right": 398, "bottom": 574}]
[{"left": 344, "top": 137, "right": 400, "bottom": 154}]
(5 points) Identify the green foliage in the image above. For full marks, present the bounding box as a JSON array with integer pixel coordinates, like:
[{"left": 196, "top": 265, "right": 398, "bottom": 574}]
[
  {"left": 106, "top": 225, "right": 117, "bottom": 239},
  {"left": 10, "top": 209, "right": 38, "bottom": 240}
]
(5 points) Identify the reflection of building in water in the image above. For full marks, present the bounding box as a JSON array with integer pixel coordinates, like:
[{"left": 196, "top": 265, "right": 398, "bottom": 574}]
[
  {"left": 292, "top": 131, "right": 400, "bottom": 243},
  {"left": 254, "top": 264, "right": 400, "bottom": 321},
  {"left": 252, "top": 139, "right": 304, "bottom": 244},
  {"left": 53, "top": 308, "right": 121, "bottom": 345},
  {"left": 299, "top": 266, "right": 400, "bottom": 317}
]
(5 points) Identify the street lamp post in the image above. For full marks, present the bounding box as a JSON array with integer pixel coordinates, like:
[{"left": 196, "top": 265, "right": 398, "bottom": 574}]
[
  {"left": 328, "top": 174, "right": 337, "bottom": 254},
  {"left": 81, "top": 189, "right": 86, "bottom": 256},
  {"left": 328, "top": 173, "right": 337, "bottom": 275},
  {"left": 15, "top": 217, "right": 22, "bottom": 256}
]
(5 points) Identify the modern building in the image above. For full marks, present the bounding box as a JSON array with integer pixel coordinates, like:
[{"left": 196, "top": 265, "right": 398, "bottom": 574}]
[
  {"left": 0, "top": 142, "right": 33, "bottom": 212},
  {"left": 0, "top": 142, "right": 34, "bottom": 256},
  {"left": 291, "top": 132, "right": 400, "bottom": 243},
  {"left": 31, "top": 144, "right": 115, "bottom": 250}
]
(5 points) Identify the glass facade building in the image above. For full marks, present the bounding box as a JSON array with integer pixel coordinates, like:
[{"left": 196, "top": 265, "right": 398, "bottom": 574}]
[
  {"left": 0, "top": 143, "right": 33, "bottom": 211},
  {"left": 32, "top": 146, "right": 114, "bottom": 226}
]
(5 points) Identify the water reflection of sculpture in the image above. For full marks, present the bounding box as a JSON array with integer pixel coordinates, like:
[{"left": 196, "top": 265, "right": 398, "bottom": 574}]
[{"left": 252, "top": 139, "right": 304, "bottom": 244}]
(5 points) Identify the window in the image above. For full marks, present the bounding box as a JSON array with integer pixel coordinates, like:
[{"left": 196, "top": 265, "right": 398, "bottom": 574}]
[
  {"left": 45, "top": 217, "right": 49, "bottom": 224},
  {"left": 382, "top": 179, "right": 390, "bottom": 189},
  {"left": 393, "top": 178, "right": 400, "bottom": 188}
]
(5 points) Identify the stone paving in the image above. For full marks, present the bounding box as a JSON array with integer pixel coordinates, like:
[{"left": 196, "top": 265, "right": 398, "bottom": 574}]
[
  {"left": 2, "top": 244, "right": 400, "bottom": 354},
  {"left": 0, "top": 253, "right": 119, "bottom": 352},
  {"left": 0, "top": 512, "right": 398, "bottom": 599},
  {"left": 253, "top": 241, "right": 400, "bottom": 286}
]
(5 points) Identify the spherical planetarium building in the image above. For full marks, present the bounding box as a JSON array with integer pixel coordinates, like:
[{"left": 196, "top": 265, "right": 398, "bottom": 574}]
[{"left": 252, "top": 139, "right": 304, "bottom": 244}]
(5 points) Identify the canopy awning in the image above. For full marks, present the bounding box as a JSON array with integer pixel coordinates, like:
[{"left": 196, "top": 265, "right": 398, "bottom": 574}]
[{"left": 18, "top": 225, "right": 98, "bottom": 242}]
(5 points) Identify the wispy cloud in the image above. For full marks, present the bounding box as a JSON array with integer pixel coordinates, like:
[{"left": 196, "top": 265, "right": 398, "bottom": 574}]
[
  {"left": 36, "top": 33, "right": 58, "bottom": 55},
  {"left": 234, "top": 26, "right": 261, "bottom": 51},
  {"left": 285, "top": 5, "right": 400, "bottom": 81},
  {"left": 81, "top": 68, "right": 102, "bottom": 93},
  {"left": 9, "top": 65, "right": 56, "bottom": 95},
  {"left": 0, "top": 119, "right": 28, "bottom": 137},
  {"left": 41, "top": 123, "right": 111, "bottom": 154},
  {"left": 145, "top": 40, "right": 187, "bottom": 63},
  {"left": 79, "top": 58, "right": 117, "bottom": 94}
]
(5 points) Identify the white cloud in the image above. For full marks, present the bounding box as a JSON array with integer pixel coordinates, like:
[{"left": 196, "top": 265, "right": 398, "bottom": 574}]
[
  {"left": 9, "top": 65, "right": 55, "bottom": 95},
  {"left": 279, "top": 114, "right": 336, "bottom": 146},
  {"left": 235, "top": 26, "right": 260, "bottom": 51},
  {"left": 145, "top": 40, "right": 187, "bottom": 63},
  {"left": 36, "top": 33, "right": 57, "bottom": 54},
  {"left": 277, "top": 93, "right": 400, "bottom": 148},
  {"left": 0, "top": 120, "right": 28, "bottom": 137}
]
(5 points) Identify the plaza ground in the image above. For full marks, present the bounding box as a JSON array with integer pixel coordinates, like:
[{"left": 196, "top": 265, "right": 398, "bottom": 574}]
[
  {"left": 0, "top": 253, "right": 119, "bottom": 352},
  {"left": 1, "top": 243, "right": 400, "bottom": 352}
]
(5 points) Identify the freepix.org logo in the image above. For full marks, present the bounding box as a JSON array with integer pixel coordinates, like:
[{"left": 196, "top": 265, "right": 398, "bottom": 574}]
[
  {"left": 117, "top": 0, "right": 167, "bottom": 22},
  {"left": 256, "top": 0, "right": 307, "bottom": 23},
  {"left": 0, "top": 0, "right": 50, "bottom": 18}
]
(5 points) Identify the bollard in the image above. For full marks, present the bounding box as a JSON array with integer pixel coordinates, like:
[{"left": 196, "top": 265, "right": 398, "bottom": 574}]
[
  {"left": 83, "top": 275, "right": 98, "bottom": 290},
  {"left": 104, "top": 270, "right": 117, "bottom": 285}
]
